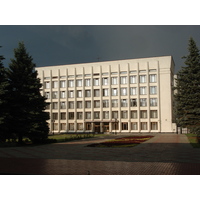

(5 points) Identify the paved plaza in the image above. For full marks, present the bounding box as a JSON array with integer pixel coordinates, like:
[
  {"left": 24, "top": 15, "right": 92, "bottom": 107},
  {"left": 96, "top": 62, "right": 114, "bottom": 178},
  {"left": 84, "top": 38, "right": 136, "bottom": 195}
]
[{"left": 1, "top": 134, "right": 200, "bottom": 175}]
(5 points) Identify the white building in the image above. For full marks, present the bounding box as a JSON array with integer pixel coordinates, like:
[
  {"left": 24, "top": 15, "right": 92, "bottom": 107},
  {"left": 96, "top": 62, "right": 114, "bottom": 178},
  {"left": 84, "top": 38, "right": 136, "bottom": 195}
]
[{"left": 36, "top": 56, "right": 176, "bottom": 134}]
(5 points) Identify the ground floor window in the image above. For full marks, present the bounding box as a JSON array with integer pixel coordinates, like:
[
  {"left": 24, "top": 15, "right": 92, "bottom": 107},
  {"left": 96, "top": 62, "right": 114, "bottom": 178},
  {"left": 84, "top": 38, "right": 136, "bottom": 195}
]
[
  {"left": 131, "top": 122, "right": 138, "bottom": 130},
  {"left": 53, "top": 123, "right": 58, "bottom": 130},
  {"left": 122, "top": 122, "right": 128, "bottom": 130},
  {"left": 86, "top": 123, "right": 92, "bottom": 130},
  {"left": 141, "top": 122, "right": 148, "bottom": 130},
  {"left": 69, "top": 123, "right": 74, "bottom": 131},
  {"left": 77, "top": 123, "right": 83, "bottom": 130},
  {"left": 60, "top": 123, "right": 66, "bottom": 130},
  {"left": 151, "top": 122, "right": 158, "bottom": 130}
]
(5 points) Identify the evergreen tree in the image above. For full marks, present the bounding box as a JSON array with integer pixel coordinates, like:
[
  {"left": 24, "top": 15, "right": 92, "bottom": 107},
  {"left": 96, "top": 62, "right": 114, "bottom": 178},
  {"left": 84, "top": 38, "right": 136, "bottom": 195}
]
[
  {"left": 7, "top": 42, "right": 49, "bottom": 143},
  {"left": 0, "top": 46, "right": 11, "bottom": 142},
  {"left": 175, "top": 37, "right": 200, "bottom": 133}
]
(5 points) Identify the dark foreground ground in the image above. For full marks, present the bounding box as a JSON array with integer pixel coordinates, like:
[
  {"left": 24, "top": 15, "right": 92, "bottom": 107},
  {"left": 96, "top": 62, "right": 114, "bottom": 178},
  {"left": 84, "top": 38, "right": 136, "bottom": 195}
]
[{"left": 0, "top": 134, "right": 200, "bottom": 175}]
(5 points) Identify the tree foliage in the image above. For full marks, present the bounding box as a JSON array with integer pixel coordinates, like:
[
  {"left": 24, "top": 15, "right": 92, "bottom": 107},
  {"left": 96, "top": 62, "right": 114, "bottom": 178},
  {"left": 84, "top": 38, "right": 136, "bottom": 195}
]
[
  {"left": 175, "top": 37, "right": 200, "bottom": 133},
  {"left": 6, "top": 42, "right": 49, "bottom": 143}
]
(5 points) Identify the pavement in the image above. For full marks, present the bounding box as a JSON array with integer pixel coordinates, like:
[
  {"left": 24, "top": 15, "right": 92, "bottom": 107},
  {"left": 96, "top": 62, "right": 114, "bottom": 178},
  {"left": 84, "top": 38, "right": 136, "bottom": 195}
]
[{"left": 1, "top": 134, "right": 200, "bottom": 175}]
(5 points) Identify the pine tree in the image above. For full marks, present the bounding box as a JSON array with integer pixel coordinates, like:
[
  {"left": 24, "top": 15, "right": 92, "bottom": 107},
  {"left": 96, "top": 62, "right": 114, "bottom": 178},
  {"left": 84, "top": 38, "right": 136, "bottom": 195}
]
[
  {"left": 7, "top": 42, "right": 49, "bottom": 143},
  {"left": 0, "top": 46, "right": 11, "bottom": 142},
  {"left": 175, "top": 37, "right": 200, "bottom": 134}
]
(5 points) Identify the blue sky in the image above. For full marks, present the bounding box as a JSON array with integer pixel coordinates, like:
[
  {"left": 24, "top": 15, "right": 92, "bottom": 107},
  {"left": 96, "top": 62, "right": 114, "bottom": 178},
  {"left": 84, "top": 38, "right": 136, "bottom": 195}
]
[{"left": 1, "top": 25, "right": 200, "bottom": 73}]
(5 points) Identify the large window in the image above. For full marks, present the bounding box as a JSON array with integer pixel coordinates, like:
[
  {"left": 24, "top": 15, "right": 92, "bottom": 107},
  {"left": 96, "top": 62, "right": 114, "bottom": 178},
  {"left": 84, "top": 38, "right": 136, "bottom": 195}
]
[
  {"left": 68, "top": 101, "right": 74, "bottom": 109},
  {"left": 121, "top": 88, "right": 127, "bottom": 96},
  {"left": 111, "top": 77, "right": 118, "bottom": 85},
  {"left": 103, "top": 89, "right": 109, "bottom": 97},
  {"left": 131, "top": 122, "right": 138, "bottom": 130},
  {"left": 121, "top": 111, "right": 128, "bottom": 119},
  {"left": 94, "top": 100, "right": 100, "bottom": 108},
  {"left": 140, "top": 98, "right": 147, "bottom": 107},
  {"left": 149, "top": 74, "right": 157, "bottom": 83},
  {"left": 68, "top": 90, "right": 74, "bottom": 98},
  {"left": 122, "top": 122, "right": 128, "bottom": 130},
  {"left": 52, "top": 113, "right": 58, "bottom": 120},
  {"left": 103, "top": 100, "right": 109, "bottom": 108},
  {"left": 150, "top": 110, "right": 158, "bottom": 118},
  {"left": 130, "top": 99, "right": 137, "bottom": 107},
  {"left": 141, "top": 122, "right": 148, "bottom": 130},
  {"left": 130, "top": 76, "right": 137, "bottom": 84},
  {"left": 111, "top": 88, "right": 118, "bottom": 96},
  {"left": 60, "top": 91, "right": 66, "bottom": 99},
  {"left": 68, "top": 80, "right": 74, "bottom": 87},
  {"left": 85, "top": 112, "right": 91, "bottom": 119},
  {"left": 52, "top": 102, "right": 58, "bottom": 109},
  {"left": 102, "top": 77, "right": 109, "bottom": 85},
  {"left": 103, "top": 111, "right": 109, "bottom": 119},
  {"left": 85, "top": 101, "right": 91, "bottom": 108},
  {"left": 121, "top": 99, "right": 128, "bottom": 107},
  {"left": 94, "top": 112, "right": 100, "bottom": 119},
  {"left": 60, "top": 80, "right": 66, "bottom": 88},
  {"left": 60, "top": 102, "right": 66, "bottom": 109},
  {"left": 76, "top": 79, "right": 82, "bottom": 87},
  {"left": 77, "top": 112, "right": 83, "bottom": 119},
  {"left": 130, "top": 87, "right": 137, "bottom": 95},
  {"left": 45, "top": 92, "right": 50, "bottom": 99},
  {"left": 52, "top": 81, "right": 58, "bottom": 88},
  {"left": 77, "top": 123, "right": 83, "bottom": 131},
  {"left": 85, "top": 79, "right": 91, "bottom": 87},
  {"left": 151, "top": 122, "right": 158, "bottom": 130},
  {"left": 45, "top": 81, "right": 50, "bottom": 89},
  {"left": 150, "top": 98, "right": 157, "bottom": 106},
  {"left": 120, "top": 76, "right": 127, "bottom": 84},
  {"left": 94, "top": 89, "right": 100, "bottom": 97},
  {"left": 85, "top": 90, "right": 91, "bottom": 97},
  {"left": 77, "top": 101, "right": 82, "bottom": 109},
  {"left": 112, "top": 99, "right": 118, "bottom": 107},
  {"left": 93, "top": 78, "right": 100, "bottom": 86},
  {"left": 69, "top": 123, "right": 74, "bottom": 130},
  {"left": 61, "top": 123, "right": 66, "bottom": 131},
  {"left": 52, "top": 91, "right": 58, "bottom": 99},
  {"left": 77, "top": 90, "right": 82, "bottom": 98},
  {"left": 69, "top": 112, "right": 74, "bottom": 119},
  {"left": 140, "top": 110, "right": 147, "bottom": 118},
  {"left": 139, "top": 75, "right": 146, "bottom": 83},
  {"left": 112, "top": 111, "right": 118, "bottom": 119},
  {"left": 130, "top": 111, "right": 137, "bottom": 119},
  {"left": 150, "top": 86, "right": 157, "bottom": 95},
  {"left": 60, "top": 112, "right": 66, "bottom": 120},
  {"left": 140, "top": 87, "right": 147, "bottom": 95}
]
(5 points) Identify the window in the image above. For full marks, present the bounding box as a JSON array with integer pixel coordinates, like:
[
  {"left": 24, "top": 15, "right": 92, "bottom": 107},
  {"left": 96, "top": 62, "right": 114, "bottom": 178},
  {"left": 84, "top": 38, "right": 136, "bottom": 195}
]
[
  {"left": 111, "top": 72, "right": 118, "bottom": 75},
  {"left": 77, "top": 123, "right": 83, "bottom": 130},
  {"left": 45, "top": 104, "right": 50, "bottom": 110},
  {"left": 120, "top": 76, "right": 127, "bottom": 84},
  {"left": 141, "top": 122, "right": 148, "bottom": 130},
  {"left": 69, "top": 123, "right": 74, "bottom": 130},
  {"left": 76, "top": 74, "right": 82, "bottom": 78},
  {"left": 140, "top": 110, "right": 147, "bottom": 118},
  {"left": 69, "top": 112, "right": 74, "bottom": 119},
  {"left": 85, "top": 112, "right": 91, "bottom": 119},
  {"left": 85, "top": 90, "right": 91, "bottom": 97},
  {"left": 86, "top": 123, "right": 92, "bottom": 130},
  {"left": 150, "top": 110, "right": 158, "bottom": 118},
  {"left": 68, "top": 90, "right": 74, "bottom": 98},
  {"left": 77, "top": 90, "right": 82, "bottom": 98},
  {"left": 121, "top": 99, "right": 128, "bottom": 107},
  {"left": 103, "top": 100, "right": 109, "bottom": 108},
  {"left": 130, "top": 99, "right": 137, "bottom": 107},
  {"left": 60, "top": 91, "right": 66, "bottom": 99},
  {"left": 130, "top": 76, "right": 137, "bottom": 84},
  {"left": 151, "top": 122, "right": 158, "bottom": 130},
  {"left": 61, "top": 123, "right": 66, "bottom": 130},
  {"left": 85, "top": 79, "right": 91, "bottom": 86},
  {"left": 112, "top": 111, "right": 118, "bottom": 119},
  {"left": 139, "top": 75, "right": 146, "bottom": 83},
  {"left": 93, "top": 78, "right": 100, "bottom": 86},
  {"left": 60, "top": 102, "right": 66, "bottom": 109},
  {"left": 76, "top": 79, "right": 82, "bottom": 87},
  {"left": 150, "top": 86, "right": 157, "bottom": 95},
  {"left": 149, "top": 74, "right": 157, "bottom": 83},
  {"left": 112, "top": 99, "right": 118, "bottom": 107},
  {"left": 52, "top": 91, "right": 58, "bottom": 99},
  {"left": 121, "top": 88, "right": 127, "bottom": 96},
  {"left": 111, "top": 77, "right": 118, "bottom": 85},
  {"left": 94, "top": 100, "right": 100, "bottom": 108},
  {"left": 130, "top": 87, "right": 137, "bottom": 95},
  {"left": 94, "top": 112, "right": 100, "bottom": 119},
  {"left": 61, "top": 112, "right": 66, "bottom": 120},
  {"left": 85, "top": 101, "right": 91, "bottom": 108},
  {"left": 121, "top": 111, "right": 128, "bottom": 119},
  {"left": 120, "top": 71, "right": 127, "bottom": 74},
  {"left": 77, "top": 101, "right": 82, "bottom": 109},
  {"left": 53, "top": 123, "right": 58, "bottom": 130},
  {"left": 68, "top": 101, "right": 74, "bottom": 109},
  {"left": 52, "top": 113, "right": 58, "bottom": 120},
  {"left": 122, "top": 122, "right": 128, "bottom": 130},
  {"left": 150, "top": 98, "right": 157, "bottom": 106},
  {"left": 131, "top": 122, "right": 138, "bottom": 130},
  {"left": 131, "top": 111, "right": 137, "bottom": 119},
  {"left": 45, "top": 81, "right": 50, "bottom": 89},
  {"left": 68, "top": 80, "right": 74, "bottom": 87},
  {"left": 140, "top": 98, "right": 147, "bottom": 107},
  {"left": 112, "top": 122, "right": 119, "bottom": 130},
  {"left": 140, "top": 87, "right": 147, "bottom": 95},
  {"left": 60, "top": 80, "right": 66, "bottom": 88},
  {"left": 111, "top": 88, "right": 118, "bottom": 96},
  {"left": 103, "top": 89, "right": 109, "bottom": 96},
  {"left": 94, "top": 89, "right": 100, "bottom": 97},
  {"left": 52, "top": 81, "right": 58, "bottom": 88},
  {"left": 60, "top": 76, "right": 66, "bottom": 79},
  {"left": 77, "top": 112, "right": 83, "bottom": 119},
  {"left": 102, "top": 77, "right": 108, "bottom": 85},
  {"left": 53, "top": 102, "right": 58, "bottom": 109},
  {"left": 45, "top": 92, "right": 50, "bottom": 99},
  {"left": 103, "top": 111, "right": 109, "bottom": 119}
]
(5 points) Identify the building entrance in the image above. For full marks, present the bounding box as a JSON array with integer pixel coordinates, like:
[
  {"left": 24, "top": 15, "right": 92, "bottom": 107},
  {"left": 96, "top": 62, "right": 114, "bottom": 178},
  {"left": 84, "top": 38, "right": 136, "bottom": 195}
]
[
  {"left": 103, "top": 122, "right": 109, "bottom": 132},
  {"left": 94, "top": 122, "right": 100, "bottom": 133}
]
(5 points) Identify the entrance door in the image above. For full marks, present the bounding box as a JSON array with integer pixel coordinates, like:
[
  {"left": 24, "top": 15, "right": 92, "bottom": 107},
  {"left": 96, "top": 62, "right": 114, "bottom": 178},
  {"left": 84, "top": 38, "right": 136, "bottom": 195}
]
[
  {"left": 94, "top": 122, "right": 100, "bottom": 133},
  {"left": 103, "top": 122, "right": 109, "bottom": 132}
]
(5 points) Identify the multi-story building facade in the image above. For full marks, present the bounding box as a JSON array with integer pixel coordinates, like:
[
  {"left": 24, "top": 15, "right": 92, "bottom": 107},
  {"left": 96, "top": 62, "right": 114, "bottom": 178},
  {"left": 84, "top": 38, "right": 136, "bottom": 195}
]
[{"left": 36, "top": 56, "right": 176, "bottom": 134}]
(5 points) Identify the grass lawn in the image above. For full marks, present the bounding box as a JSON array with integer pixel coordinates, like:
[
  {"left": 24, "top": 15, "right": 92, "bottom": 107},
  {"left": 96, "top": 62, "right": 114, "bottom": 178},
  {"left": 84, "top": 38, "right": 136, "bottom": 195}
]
[
  {"left": 186, "top": 134, "right": 200, "bottom": 148},
  {"left": 87, "top": 135, "right": 154, "bottom": 148}
]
